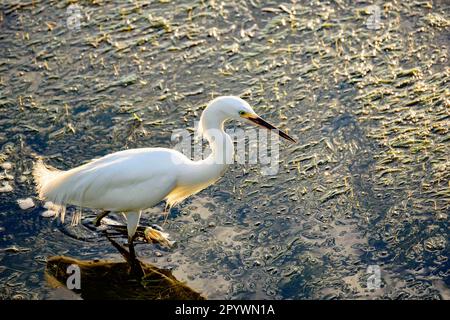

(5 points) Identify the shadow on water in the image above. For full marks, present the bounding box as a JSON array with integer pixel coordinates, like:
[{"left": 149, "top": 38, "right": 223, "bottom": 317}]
[
  {"left": 45, "top": 255, "right": 204, "bottom": 300},
  {"left": 45, "top": 223, "right": 203, "bottom": 300},
  {"left": 0, "top": 0, "right": 449, "bottom": 300}
]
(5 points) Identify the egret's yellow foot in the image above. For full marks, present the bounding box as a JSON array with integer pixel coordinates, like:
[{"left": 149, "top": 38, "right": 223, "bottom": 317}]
[{"left": 144, "top": 227, "right": 174, "bottom": 248}]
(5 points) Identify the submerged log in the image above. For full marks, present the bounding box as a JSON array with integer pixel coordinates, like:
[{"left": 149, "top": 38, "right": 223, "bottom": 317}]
[{"left": 45, "top": 256, "right": 204, "bottom": 300}]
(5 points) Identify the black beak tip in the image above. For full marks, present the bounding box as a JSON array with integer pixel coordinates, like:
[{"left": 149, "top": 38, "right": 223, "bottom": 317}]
[
  {"left": 283, "top": 133, "right": 296, "bottom": 144},
  {"left": 278, "top": 130, "right": 296, "bottom": 143},
  {"left": 247, "top": 115, "right": 296, "bottom": 144}
]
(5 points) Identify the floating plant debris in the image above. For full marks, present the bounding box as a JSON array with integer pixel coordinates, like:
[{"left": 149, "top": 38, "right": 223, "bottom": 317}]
[
  {"left": 0, "top": 0, "right": 448, "bottom": 300},
  {"left": 17, "top": 198, "right": 35, "bottom": 210}
]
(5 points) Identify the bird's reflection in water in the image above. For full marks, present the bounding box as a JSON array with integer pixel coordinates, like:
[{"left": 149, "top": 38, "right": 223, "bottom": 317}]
[{"left": 45, "top": 235, "right": 204, "bottom": 300}]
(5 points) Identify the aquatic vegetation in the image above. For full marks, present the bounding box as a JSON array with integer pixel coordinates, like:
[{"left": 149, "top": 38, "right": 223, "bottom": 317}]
[{"left": 0, "top": 0, "right": 448, "bottom": 299}]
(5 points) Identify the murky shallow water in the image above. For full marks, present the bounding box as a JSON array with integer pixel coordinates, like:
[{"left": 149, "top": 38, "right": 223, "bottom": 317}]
[{"left": 0, "top": 0, "right": 448, "bottom": 299}]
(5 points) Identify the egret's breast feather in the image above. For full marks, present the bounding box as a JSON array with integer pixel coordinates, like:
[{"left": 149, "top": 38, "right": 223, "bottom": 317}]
[{"left": 165, "top": 181, "right": 214, "bottom": 208}]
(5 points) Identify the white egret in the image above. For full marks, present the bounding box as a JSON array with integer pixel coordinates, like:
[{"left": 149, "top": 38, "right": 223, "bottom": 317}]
[{"left": 33, "top": 96, "right": 295, "bottom": 257}]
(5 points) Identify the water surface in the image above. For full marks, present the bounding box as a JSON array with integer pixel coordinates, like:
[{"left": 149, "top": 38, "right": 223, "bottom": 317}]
[{"left": 0, "top": 0, "right": 448, "bottom": 299}]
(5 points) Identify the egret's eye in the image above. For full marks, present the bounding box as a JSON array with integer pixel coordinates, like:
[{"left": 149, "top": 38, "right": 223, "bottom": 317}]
[{"left": 239, "top": 111, "right": 246, "bottom": 116}]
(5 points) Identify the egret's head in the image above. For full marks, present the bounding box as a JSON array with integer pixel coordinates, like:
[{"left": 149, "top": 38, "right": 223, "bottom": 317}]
[
  {"left": 203, "top": 96, "right": 296, "bottom": 143},
  {"left": 206, "top": 96, "right": 256, "bottom": 120}
]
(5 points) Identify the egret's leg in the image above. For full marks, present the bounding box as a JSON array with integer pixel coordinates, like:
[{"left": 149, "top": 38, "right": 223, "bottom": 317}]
[
  {"left": 125, "top": 211, "right": 141, "bottom": 242},
  {"left": 94, "top": 210, "right": 110, "bottom": 227},
  {"left": 106, "top": 234, "right": 144, "bottom": 278},
  {"left": 128, "top": 235, "right": 137, "bottom": 261},
  {"left": 125, "top": 211, "right": 141, "bottom": 258},
  {"left": 124, "top": 211, "right": 143, "bottom": 276}
]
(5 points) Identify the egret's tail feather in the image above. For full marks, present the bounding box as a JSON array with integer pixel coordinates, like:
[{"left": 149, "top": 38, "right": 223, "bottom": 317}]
[
  {"left": 71, "top": 209, "right": 82, "bottom": 226},
  {"left": 33, "top": 159, "right": 61, "bottom": 199},
  {"left": 33, "top": 159, "right": 71, "bottom": 223}
]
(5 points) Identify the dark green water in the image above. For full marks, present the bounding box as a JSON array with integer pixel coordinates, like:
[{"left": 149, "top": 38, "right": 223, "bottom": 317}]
[{"left": 0, "top": 0, "right": 448, "bottom": 299}]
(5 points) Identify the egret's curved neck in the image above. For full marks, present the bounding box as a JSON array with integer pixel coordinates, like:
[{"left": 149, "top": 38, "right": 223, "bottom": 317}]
[
  {"left": 199, "top": 108, "right": 234, "bottom": 166},
  {"left": 175, "top": 103, "right": 234, "bottom": 192}
]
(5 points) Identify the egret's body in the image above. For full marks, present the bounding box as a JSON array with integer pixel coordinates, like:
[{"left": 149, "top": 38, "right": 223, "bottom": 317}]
[{"left": 33, "top": 96, "right": 294, "bottom": 248}]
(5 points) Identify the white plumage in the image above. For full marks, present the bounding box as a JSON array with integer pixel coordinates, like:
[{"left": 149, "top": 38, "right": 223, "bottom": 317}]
[{"left": 33, "top": 96, "right": 295, "bottom": 245}]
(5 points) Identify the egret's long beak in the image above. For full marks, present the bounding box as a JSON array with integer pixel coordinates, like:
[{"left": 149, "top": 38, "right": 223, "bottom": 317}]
[{"left": 244, "top": 114, "right": 296, "bottom": 143}]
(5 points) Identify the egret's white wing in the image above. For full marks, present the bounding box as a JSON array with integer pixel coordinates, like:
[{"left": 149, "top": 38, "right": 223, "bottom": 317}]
[{"left": 36, "top": 148, "right": 185, "bottom": 214}]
